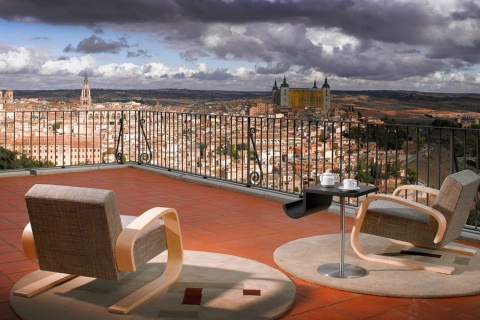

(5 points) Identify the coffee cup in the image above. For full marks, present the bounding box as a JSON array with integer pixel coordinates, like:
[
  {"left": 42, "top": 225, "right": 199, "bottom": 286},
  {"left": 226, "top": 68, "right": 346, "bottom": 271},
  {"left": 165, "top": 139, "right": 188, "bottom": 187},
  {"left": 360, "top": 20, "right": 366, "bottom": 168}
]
[{"left": 343, "top": 179, "right": 357, "bottom": 189}]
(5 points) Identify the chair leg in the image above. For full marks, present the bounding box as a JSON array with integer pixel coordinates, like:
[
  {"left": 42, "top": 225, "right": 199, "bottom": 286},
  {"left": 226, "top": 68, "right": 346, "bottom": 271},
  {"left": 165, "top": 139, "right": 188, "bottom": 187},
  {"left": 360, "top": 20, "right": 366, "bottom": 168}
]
[
  {"left": 390, "top": 239, "right": 477, "bottom": 256},
  {"left": 109, "top": 209, "right": 183, "bottom": 315},
  {"left": 350, "top": 208, "right": 455, "bottom": 275},
  {"left": 108, "top": 261, "right": 182, "bottom": 314},
  {"left": 351, "top": 232, "right": 455, "bottom": 274},
  {"left": 13, "top": 273, "right": 76, "bottom": 298}
]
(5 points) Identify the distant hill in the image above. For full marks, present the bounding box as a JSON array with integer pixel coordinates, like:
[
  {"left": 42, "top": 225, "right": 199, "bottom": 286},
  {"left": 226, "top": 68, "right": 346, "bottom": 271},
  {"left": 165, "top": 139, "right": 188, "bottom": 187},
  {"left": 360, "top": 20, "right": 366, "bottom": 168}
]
[
  {"left": 333, "top": 90, "right": 480, "bottom": 112},
  {"left": 10, "top": 89, "right": 480, "bottom": 111},
  {"left": 11, "top": 88, "right": 270, "bottom": 105}
]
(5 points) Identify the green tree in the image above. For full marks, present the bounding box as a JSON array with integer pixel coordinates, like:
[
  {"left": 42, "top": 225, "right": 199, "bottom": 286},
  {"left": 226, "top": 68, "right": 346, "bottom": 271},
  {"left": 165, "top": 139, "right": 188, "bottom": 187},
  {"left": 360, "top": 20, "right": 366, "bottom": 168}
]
[
  {"left": 51, "top": 121, "right": 63, "bottom": 133},
  {"left": 0, "top": 146, "right": 54, "bottom": 169},
  {"left": 406, "top": 167, "right": 417, "bottom": 184},
  {"left": 0, "top": 146, "right": 17, "bottom": 169},
  {"left": 236, "top": 143, "right": 247, "bottom": 151}
]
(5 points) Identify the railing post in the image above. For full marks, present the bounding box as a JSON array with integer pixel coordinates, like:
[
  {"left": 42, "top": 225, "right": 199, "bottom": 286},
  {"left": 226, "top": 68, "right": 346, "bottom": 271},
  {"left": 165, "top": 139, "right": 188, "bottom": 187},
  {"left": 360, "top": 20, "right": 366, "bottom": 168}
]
[
  {"left": 137, "top": 111, "right": 141, "bottom": 164},
  {"left": 136, "top": 111, "right": 152, "bottom": 165},
  {"left": 115, "top": 111, "right": 124, "bottom": 164},
  {"left": 450, "top": 129, "right": 458, "bottom": 173},
  {"left": 247, "top": 117, "right": 252, "bottom": 187}
]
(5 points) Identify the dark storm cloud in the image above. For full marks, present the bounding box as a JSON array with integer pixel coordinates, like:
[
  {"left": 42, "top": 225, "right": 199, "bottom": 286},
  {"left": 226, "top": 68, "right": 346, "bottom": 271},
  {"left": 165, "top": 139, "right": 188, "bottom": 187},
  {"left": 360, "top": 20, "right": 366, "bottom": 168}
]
[
  {"left": 63, "top": 35, "right": 129, "bottom": 54},
  {"left": 451, "top": 1, "right": 480, "bottom": 20},
  {"left": 0, "top": 0, "right": 448, "bottom": 43},
  {"left": 1, "top": 0, "right": 479, "bottom": 82}
]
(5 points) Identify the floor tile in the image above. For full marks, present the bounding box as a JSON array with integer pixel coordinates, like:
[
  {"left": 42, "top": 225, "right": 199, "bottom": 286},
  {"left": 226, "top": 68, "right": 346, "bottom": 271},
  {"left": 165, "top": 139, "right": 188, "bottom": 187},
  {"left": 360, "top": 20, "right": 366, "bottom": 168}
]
[{"left": 1, "top": 166, "right": 480, "bottom": 319}]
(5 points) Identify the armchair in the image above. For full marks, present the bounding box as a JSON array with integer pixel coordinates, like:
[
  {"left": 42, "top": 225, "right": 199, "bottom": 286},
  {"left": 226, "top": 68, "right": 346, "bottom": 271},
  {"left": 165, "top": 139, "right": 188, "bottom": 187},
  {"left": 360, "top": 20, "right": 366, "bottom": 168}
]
[
  {"left": 13, "top": 184, "right": 183, "bottom": 314},
  {"left": 351, "top": 170, "right": 480, "bottom": 274}
]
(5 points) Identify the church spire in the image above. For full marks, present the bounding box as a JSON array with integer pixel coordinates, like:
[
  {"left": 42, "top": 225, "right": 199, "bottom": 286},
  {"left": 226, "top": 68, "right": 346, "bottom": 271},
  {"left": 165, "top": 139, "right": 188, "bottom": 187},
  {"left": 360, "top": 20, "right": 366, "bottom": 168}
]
[
  {"left": 272, "top": 78, "right": 278, "bottom": 90},
  {"left": 80, "top": 70, "right": 92, "bottom": 106},
  {"left": 322, "top": 77, "right": 330, "bottom": 89},
  {"left": 280, "top": 74, "right": 289, "bottom": 87},
  {"left": 312, "top": 79, "right": 318, "bottom": 89}
]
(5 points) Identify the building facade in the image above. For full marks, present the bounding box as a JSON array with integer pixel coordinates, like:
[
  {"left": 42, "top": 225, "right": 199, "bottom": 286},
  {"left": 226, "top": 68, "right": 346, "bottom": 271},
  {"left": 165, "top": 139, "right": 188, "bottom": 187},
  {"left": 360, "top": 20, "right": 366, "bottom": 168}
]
[
  {"left": 272, "top": 76, "right": 330, "bottom": 109},
  {"left": 1, "top": 89, "right": 14, "bottom": 105}
]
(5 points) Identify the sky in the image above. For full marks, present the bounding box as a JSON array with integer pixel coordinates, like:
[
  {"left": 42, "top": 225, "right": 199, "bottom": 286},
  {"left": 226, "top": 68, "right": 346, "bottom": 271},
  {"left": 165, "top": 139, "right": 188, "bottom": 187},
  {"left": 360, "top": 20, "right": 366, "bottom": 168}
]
[{"left": 0, "top": 0, "right": 480, "bottom": 93}]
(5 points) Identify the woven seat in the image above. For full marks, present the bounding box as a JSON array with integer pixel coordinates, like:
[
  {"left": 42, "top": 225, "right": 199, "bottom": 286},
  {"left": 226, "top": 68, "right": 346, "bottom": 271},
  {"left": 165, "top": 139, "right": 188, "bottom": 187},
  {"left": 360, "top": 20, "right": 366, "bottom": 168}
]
[
  {"left": 351, "top": 170, "right": 480, "bottom": 274},
  {"left": 14, "top": 184, "right": 183, "bottom": 314}
]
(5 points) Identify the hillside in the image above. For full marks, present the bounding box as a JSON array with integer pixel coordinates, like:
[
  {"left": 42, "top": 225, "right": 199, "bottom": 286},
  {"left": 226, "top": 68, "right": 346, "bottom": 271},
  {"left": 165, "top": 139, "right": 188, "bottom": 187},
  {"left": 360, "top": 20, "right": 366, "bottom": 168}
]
[
  {"left": 333, "top": 90, "right": 480, "bottom": 112},
  {"left": 9, "top": 89, "right": 480, "bottom": 111}
]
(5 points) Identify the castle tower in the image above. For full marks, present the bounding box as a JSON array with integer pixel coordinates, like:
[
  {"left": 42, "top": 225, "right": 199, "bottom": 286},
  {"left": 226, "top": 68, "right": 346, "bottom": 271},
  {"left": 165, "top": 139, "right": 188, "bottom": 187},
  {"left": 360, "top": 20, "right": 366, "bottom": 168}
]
[
  {"left": 322, "top": 77, "right": 330, "bottom": 109},
  {"left": 80, "top": 72, "right": 92, "bottom": 106},
  {"left": 312, "top": 79, "right": 318, "bottom": 89},
  {"left": 271, "top": 79, "right": 279, "bottom": 105},
  {"left": 280, "top": 75, "right": 289, "bottom": 107}
]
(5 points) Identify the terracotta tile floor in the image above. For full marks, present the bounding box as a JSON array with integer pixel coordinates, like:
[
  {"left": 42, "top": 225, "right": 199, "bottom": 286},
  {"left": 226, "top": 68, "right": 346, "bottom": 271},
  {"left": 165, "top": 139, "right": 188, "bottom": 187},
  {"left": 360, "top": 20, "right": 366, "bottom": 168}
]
[{"left": 1, "top": 166, "right": 480, "bottom": 319}]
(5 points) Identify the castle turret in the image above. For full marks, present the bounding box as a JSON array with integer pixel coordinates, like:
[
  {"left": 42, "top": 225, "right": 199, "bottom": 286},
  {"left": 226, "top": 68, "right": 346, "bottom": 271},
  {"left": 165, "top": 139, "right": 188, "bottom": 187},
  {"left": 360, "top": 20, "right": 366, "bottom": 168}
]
[
  {"left": 322, "top": 77, "right": 330, "bottom": 109},
  {"left": 272, "top": 78, "right": 278, "bottom": 90},
  {"left": 280, "top": 75, "right": 289, "bottom": 107},
  {"left": 271, "top": 79, "right": 279, "bottom": 105}
]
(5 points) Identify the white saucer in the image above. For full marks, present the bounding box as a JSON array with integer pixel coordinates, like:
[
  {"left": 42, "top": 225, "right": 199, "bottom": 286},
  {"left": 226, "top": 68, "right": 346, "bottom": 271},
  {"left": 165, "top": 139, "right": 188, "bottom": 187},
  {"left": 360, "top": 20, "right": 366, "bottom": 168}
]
[{"left": 339, "top": 186, "right": 360, "bottom": 191}]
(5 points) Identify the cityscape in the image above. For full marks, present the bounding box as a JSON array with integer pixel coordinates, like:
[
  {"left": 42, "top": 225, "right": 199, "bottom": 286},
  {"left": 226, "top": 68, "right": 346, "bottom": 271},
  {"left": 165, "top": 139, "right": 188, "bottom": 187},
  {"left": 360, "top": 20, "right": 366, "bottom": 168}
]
[
  {"left": 2, "top": 75, "right": 480, "bottom": 196},
  {"left": 3, "top": 1, "right": 480, "bottom": 319}
]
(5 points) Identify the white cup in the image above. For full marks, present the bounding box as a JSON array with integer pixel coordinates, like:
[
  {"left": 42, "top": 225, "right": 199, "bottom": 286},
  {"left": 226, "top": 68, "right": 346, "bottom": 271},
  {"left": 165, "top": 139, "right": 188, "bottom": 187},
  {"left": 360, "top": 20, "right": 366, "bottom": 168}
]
[{"left": 343, "top": 179, "right": 357, "bottom": 189}]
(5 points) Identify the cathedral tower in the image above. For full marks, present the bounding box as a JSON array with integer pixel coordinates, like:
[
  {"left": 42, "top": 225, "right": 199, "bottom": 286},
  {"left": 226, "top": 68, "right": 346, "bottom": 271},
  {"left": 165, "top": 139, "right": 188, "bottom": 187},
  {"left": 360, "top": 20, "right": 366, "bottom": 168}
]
[
  {"left": 271, "top": 78, "right": 279, "bottom": 105},
  {"left": 80, "top": 72, "right": 92, "bottom": 106}
]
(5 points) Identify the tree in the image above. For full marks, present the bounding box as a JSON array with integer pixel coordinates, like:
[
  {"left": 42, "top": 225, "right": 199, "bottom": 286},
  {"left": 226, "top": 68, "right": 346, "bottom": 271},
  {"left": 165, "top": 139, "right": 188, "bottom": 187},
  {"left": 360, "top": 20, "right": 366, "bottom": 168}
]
[
  {"left": 406, "top": 167, "right": 417, "bottom": 184},
  {"left": 236, "top": 143, "right": 247, "bottom": 151},
  {"left": 51, "top": 121, "right": 63, "bottom": 133},
  {"left": 0, "top": 146, "right": 54, "bottom": 169},
  {"left": 0, "top": 147, "right": 17, "bottom": 169}
]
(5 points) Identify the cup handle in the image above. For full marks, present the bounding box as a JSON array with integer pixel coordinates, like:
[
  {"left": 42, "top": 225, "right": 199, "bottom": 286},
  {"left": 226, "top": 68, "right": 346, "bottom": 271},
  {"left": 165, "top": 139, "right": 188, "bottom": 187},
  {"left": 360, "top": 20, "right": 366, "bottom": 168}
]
[{"left": 353, "top": 180, "right": 357, "bottom": 187}]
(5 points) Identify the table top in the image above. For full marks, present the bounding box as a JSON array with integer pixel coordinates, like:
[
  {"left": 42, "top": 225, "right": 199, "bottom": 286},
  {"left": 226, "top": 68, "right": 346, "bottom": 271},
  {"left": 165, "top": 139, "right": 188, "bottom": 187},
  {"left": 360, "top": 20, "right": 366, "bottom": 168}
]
[{"left": 304, "top": 183, "right": 379, "bottom": 198}]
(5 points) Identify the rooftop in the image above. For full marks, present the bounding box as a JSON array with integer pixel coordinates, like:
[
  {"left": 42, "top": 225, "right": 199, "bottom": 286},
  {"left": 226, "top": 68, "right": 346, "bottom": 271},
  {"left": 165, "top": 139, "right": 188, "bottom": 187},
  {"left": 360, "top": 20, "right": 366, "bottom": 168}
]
[{"left": 1, "top": 166, "right": 480, "bottom": 319}]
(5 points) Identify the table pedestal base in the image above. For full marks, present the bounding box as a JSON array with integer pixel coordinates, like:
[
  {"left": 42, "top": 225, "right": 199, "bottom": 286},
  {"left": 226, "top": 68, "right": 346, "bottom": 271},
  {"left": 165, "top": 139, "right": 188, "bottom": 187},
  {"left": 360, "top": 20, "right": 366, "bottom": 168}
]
[{"left": 317, "top": 263, "right": 368, "bottom": 278}]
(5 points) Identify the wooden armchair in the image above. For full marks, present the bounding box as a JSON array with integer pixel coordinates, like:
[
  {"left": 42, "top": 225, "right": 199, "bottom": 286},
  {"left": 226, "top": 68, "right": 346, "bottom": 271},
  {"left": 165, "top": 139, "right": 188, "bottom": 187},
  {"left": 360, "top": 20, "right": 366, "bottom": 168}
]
[
  {"left": 14, "top": 184, "right": 183, "bottom": 314},
  {"left": 351, "top": 170, "right": 480, "bottom": 274}
]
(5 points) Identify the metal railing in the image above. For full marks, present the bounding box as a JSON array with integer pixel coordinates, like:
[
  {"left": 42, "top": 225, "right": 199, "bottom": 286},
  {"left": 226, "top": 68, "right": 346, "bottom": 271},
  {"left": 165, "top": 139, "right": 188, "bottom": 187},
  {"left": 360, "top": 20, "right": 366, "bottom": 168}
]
[{"left": 1, "top": 110, "right": 479, "bottom": 229}]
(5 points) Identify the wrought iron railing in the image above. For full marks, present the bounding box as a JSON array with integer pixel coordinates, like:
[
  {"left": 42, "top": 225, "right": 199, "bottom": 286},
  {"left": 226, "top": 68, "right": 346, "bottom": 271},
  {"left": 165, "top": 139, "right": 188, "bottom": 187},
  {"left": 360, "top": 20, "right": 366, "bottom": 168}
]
[{"left": 1, "top": 110, "right": 479, "bottom": 229}]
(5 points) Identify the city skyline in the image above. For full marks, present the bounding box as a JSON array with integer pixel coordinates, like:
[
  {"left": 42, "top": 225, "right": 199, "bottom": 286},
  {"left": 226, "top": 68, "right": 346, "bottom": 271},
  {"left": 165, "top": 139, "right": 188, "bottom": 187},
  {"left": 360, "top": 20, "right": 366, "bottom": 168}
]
[{"left": 0, "top": 0, "right": 479, "bottom": 93}]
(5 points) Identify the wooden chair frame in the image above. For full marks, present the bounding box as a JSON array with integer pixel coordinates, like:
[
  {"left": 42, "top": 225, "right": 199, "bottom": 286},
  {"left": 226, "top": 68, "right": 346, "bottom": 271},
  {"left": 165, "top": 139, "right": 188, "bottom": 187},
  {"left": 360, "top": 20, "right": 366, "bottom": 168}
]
[
  {"left": 14, "top": 207, "right": 183, "bottom": 315},
  {"left": 351, "top": 185, "right": 475, "bottom": 275}
]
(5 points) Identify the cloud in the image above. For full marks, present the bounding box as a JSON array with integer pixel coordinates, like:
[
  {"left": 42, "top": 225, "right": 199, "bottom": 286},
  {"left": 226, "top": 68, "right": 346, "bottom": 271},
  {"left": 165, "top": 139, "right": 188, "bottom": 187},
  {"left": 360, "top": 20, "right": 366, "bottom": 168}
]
[
  {"left": 1, "top": 0, "right": 480, "bottom": 91},
  {"left": 179, "top": 49, "right": 209, "bottom": 62},
  {"left": 0, "top": 47, "right": 44, "bottom": 73},
  {"left": 40, "top": 56, "right": 96, "bottom": 76},
  {"left": 2, "top": 44, "right": 480, "bottom": 92},
  {"left": 64, "top": 35, "right": 130, "bottom": 54},
  {"left": 451, "top": 1, "right": 480, "bottom": 20},
  {"left": 191, "top": 68, "right": 233, "bottom": 81},
  {"left": 126, "top": 49, "right": 150, "bottom": 58}
]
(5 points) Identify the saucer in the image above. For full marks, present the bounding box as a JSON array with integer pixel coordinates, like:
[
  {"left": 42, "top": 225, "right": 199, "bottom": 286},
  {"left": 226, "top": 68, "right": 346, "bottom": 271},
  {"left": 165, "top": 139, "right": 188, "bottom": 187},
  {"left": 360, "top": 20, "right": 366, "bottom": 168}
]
[{"left": 339, "top": 186, "right": 360, "bottom": 191}]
